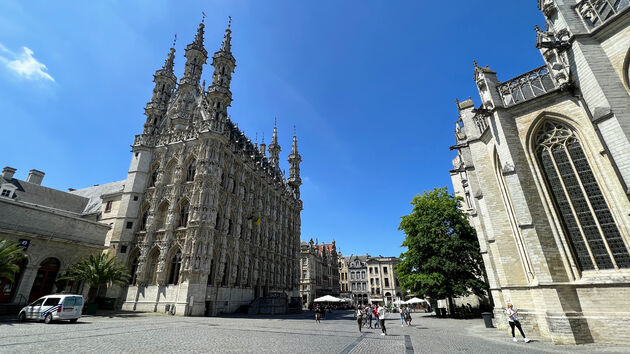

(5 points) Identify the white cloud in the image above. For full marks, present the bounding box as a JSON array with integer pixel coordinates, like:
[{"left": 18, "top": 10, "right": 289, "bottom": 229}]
[{"left": 0, "top": 44, "right": 54, "bottom": 82}]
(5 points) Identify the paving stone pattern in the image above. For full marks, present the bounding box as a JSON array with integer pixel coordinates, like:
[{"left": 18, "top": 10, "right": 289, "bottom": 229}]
[{"left": 0, "top": 312, "right": 627, "bottom": 353}]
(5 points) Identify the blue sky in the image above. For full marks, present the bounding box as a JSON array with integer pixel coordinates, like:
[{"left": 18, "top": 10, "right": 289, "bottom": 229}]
[{"left": 0, "top": 1, "right": 546, "bottom": 258}]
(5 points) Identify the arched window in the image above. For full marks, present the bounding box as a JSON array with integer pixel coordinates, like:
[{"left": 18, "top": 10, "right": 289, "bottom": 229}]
[
  {"left": 165, "top": 160, "right": 176, "bottom": 185},
  {"left": 129, "top": 254, "right": 140, "bottom": 285},
  {"left": 535, "top": 121, "right": 630, "bottom": 270},
  {"left": 168, "top": 250, "right": 182, "bottom": 285},
  {"left": 187, "top": 159, "right": 196, "bottom": 182},
  {"left": 156, "top": 202, "right": 169, "bottom": 230},
  {"left": 147, "top": 249, "right": 160, "bottom": 285},
  {"left": 179, "top": 201, "right": 189, "bottom": 228}
]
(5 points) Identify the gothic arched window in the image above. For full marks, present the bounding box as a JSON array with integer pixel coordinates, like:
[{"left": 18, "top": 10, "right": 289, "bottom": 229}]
[
  {"left": 156, "top": 202, "right": 169, "bottom": 230},
  {"left": 168, "top": 250, "right": 182, "bottom": 285},
  {"left": 187, "top": 159, "right": 196, "bottom": 182},
  {"left": 535, "top": 121, "right": 630, "bottom": 271},
  {"left": 179, "top": 201, "right": 189, "bottom": 228}
]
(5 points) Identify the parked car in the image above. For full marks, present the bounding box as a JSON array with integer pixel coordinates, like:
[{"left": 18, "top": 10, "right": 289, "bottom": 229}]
[{"left": 17, "top": 294, "right": 84, "bottom": 324}]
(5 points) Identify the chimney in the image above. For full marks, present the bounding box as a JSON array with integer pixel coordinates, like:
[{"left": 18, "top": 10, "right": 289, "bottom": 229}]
[
  {"left": 26, "top": 169, "right": 45, "bottom": 185},
  {"left": 2, "top": 166, "right": 16, "bottom": 180}
]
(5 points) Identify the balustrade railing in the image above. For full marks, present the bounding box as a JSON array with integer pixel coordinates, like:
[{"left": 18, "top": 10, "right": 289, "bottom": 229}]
[
  {"left": 498, "top": 65, "right": 556, "bottom": 107},
  {"left": 576, "top": 0, "right": 630, "bottom": 29}
]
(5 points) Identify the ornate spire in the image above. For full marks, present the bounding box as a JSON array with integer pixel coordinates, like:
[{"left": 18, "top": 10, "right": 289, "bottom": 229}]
[
  {"left": 288, "top": 126, "right": 302, "bottom": 195},
  {"left": 207, "top": 17, "right": 237, "bottom": 131},
  {"left": 181, "top": 19, "right": 208, "bottom": 86},
  {"left": 268, "top": 117, "right": 281, "bottom": 168},
  {"left": 221, "top": 16, "right": 233, "bottom": 53}
]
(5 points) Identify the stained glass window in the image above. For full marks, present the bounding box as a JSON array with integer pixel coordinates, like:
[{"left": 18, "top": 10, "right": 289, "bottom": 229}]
[{"left": 535, "top": 121, "right": 630, "bottom": 270}]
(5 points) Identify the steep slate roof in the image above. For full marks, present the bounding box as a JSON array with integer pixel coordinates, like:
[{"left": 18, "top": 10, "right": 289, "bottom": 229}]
[
  {"left": 69, "top": 180, "right": 125, "bottom": 214},
  {"left": 1, "top": 175, "right": 89, "bottom": 214}
]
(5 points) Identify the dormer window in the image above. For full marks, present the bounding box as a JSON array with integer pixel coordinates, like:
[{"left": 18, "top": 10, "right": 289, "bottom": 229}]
[{"left": 0, "top": 183, "right": 17, "bottom": 199}]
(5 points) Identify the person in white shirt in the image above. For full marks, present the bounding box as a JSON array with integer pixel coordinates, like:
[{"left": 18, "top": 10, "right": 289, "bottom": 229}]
[
  {"left": 377, "top": 304, "right": 387, "bottom": 335},
  {"left": 505, "top": 302, "right": 530, "bottom": 343}
]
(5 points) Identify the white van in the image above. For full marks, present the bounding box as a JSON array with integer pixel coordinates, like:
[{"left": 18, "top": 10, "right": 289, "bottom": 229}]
[{"left": 17, "top": 294, "right": 84, "bottom": 324}]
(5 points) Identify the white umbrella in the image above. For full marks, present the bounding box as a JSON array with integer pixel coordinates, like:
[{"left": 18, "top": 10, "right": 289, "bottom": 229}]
[
  {"left": 405, "top": 297, "right": 427, "bottom": 304},
  {"left": 313, "top": 295, "right": 342, "bottom": 303}
]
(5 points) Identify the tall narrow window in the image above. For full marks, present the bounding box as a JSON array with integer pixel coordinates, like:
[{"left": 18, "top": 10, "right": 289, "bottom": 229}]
[
  {"left": 179, "top": 201, "right": 189, "bottom": 228},
  {"left": 187, "top": 159, "right": 196, "bottom": 182},
  {"left": 168, "top": 250, "right": 182, "bottom": 285},
  {"left": 536, "top": 121, "right": 630, "bottom": 270},
  {"left": 156, "top": 202, "right": 169, "bottom": 230}
]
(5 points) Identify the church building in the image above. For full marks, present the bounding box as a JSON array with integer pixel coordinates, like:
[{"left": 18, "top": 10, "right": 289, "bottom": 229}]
[{"left": 450, "top": 1, "right": 630, "bottom": 344}]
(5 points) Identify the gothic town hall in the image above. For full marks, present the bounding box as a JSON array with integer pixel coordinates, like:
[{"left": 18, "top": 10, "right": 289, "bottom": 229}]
[{"left": 82, "top": 21, "right": 303, "bottom": 316}]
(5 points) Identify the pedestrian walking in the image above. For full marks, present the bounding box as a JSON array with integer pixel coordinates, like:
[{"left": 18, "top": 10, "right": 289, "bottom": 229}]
[
  {"left": 377, "top": 304, "right": 387, "bottom": 335},
  {"left": 356, "top": 307, "right": 364, "bottom": 332},
  {"left": 367, "top": 305, "right": 373, "bottom": 328},
  {"left": 315, "top": 306, "right": 321, "bottom": 323},
  {"left": 399, "top": 305, "right": 405, "bottom": 327},
  {"left": 404, "top": 306, "right": 412, "bottom": 326},
  {"left": 373, "top": 305, "right": 380, "bottom": 328},
  {"left": 505, "top": 302, "right": 530, "bottom": 343}
]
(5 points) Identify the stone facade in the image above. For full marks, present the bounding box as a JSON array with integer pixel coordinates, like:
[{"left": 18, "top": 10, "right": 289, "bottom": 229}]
[
  {"left": 450, "top": 1, "right": 630, "bottom": 344},
  {"left": 366, "top": 256, "right": 402, "bottom": 305},
  {"left": 298, "top": 239, "right": 339, "bottom": 308},
  {"left": 338, "top": 253, "right": 350, "bottom": 298},
  {"left": 345, "top": 255, "right": 369, "bottom": 305},
  {"left": 89, "top": 22, "right": 304, "bottom": 316},
  {"left": 0, "top": 167, "right": 108, "bottom": 304}
]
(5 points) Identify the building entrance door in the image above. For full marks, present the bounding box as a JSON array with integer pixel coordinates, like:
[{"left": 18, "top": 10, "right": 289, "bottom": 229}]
[
  {"left": 0, "top": 259, "right": 27, "bottom": 303},
  {"left": 29, "top": 258, "right": 60, "bottom": 302}
]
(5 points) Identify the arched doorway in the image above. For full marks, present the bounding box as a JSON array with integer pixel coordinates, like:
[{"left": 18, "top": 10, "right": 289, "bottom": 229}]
[
  {"left": 0, "top": 258, "right": 28, "bottom": 303},
  {"left": 29, "top": 258, "right": 60, "bottom": 302},
  {"left": 385, "top": 292, "right": 392, "bottom": 305}
]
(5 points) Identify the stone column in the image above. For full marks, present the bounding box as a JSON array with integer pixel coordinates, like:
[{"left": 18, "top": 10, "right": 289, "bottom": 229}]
[{"left": 14, "top": 264, "right": 39, "bottom": 303}]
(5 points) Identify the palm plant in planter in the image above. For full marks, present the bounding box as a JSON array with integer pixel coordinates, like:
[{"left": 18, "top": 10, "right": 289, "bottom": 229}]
[
  {"left": 61, "top": 253, "right": 130, "bottom": 306},
  {"left": 0, "top": 239, "right": 26, "bottom": 282}
]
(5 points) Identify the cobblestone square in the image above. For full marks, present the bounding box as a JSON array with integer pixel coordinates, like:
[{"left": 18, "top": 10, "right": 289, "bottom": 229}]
[{"left": 0, "top": 311, "right": 627, "bottom": 353}]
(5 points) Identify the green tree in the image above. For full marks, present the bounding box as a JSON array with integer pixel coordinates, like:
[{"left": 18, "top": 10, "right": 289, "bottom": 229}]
[
  {"left": 395, "top": 187, "right": 487, "bottom": 314},
  {"left": 0, "top": 239, "right": 26, "bottom": 282},
  {"left": 61, "top": 253, "right": 130, "bottom": 303}
]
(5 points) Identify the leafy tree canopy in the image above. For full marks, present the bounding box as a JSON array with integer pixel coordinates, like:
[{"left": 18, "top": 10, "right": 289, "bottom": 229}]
[
  {"left": 0, "top": 239, "right": 26, "bottom": 282},
  {"left": 395, "top": 187, "right": 487, "bottom": 301}
]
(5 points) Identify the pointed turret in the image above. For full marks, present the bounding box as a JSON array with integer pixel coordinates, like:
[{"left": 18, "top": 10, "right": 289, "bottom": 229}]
[
  {"left": 288, "top": 129, "right": 302, "bottom": 197},
  {"left": 207, "top": 17, "right": 236, "bottom": 127},
  {"left": 268, "top": 118, "right": 281, "bottom": 168},
  {"left": 181, "top": 21, "right": 208, "bottom": 86},
  {"left": 143, "top": 42, "right": 178, "bottom": 134},
  {"left": 170, "top": 21, "right": 208, "bottom": 130}
]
